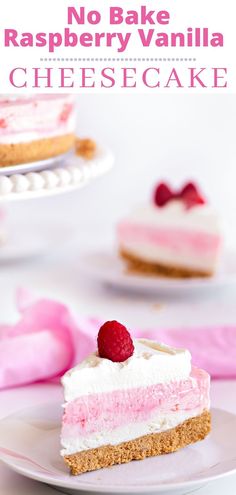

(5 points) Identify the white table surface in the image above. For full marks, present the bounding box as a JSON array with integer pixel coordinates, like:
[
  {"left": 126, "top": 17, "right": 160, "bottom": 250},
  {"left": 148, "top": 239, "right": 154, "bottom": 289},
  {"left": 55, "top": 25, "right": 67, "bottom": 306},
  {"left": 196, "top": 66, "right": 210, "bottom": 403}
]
[{"left": 0, "top": 208, "right": 236, "bottom": 495}]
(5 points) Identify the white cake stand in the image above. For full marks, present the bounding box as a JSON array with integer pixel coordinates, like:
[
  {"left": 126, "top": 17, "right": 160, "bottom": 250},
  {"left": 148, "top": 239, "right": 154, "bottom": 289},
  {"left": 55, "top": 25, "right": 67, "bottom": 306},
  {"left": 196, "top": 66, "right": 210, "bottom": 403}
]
[
  {"left": 0, "top": 143, "right": 114, "bottom": 261},
  {"left": 0, "top": 146, "right": 114, "bottom": 202}
]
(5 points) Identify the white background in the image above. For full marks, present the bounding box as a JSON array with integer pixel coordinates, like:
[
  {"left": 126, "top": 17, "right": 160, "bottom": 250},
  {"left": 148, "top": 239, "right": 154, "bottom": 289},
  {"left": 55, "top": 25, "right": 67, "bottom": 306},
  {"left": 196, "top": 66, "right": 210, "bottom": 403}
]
[
  {"left": 76, "top": 94, "right": 235, "bottom": 243},
  {"left": 9, "top": 93, "right": 235, "bottom": 246}
]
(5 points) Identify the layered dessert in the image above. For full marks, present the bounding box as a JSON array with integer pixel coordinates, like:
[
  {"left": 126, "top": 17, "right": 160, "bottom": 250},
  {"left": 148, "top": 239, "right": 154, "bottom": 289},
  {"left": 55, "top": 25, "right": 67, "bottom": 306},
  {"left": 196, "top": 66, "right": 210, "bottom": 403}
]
[
  {"left": 0, "top": 95, "right": 76, "bottom": 166},
  {"left": 118, "top": 182, "right": 222, "bottom": 278},
  {"left": 61, "top": 321, "right": 211, "bottom": 475}
]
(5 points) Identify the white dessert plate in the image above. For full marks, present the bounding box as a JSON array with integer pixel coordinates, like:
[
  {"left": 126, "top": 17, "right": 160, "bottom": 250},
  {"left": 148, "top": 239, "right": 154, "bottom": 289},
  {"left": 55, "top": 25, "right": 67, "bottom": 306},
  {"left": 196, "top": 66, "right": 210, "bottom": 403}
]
[
  {"left": 77, "top": 249, "right": 236, "bottom": 295},
  {"left": 0, "top": 152, "right": 72, "bottom": 176},
  {"left": 0, "top": 404, "right": 236, "bottom": 495}
]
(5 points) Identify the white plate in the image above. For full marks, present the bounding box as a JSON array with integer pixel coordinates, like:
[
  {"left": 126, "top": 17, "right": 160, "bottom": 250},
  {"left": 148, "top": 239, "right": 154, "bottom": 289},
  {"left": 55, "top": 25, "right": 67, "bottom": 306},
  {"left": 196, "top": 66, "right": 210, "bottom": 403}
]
[
  {"left": 0, "top": 220, "right": 75, "bottom": 262},
  {"left": 0, "top": 152, "right": 71, "bottom": 176},
  {"left": 0, "top": 405, "right": 235, "bottom": 495},
  {"left": 78, "top": 250, "right": 236, "bottom": 295}
]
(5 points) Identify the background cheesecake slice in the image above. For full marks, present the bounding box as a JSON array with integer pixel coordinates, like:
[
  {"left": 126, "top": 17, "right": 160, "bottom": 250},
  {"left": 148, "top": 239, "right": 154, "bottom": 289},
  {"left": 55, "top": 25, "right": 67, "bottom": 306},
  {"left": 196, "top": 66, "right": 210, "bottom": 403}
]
[{"left": 118, "top": 182, "right": 222, "bottom": 278}]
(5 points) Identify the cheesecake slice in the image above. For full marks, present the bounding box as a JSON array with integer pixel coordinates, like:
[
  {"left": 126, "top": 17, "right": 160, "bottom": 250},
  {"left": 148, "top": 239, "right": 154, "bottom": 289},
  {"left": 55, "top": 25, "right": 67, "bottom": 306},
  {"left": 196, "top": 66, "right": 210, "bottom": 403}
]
[
  {"left": 118, "top": 182, "right": 222, "bottom": 278},
  {"left": 61, "top": 321, "right": 211, "bottom": 475}
]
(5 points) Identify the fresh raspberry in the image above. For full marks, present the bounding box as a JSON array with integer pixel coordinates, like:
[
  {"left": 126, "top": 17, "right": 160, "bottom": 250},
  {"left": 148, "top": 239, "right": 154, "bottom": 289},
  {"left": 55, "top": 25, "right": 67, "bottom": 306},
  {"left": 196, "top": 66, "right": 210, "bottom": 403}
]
[
  {"left": 179, "top": 182, "right": 206, "bottom": 209},
  {"left": 97, "top": 320, "right": 134, "bottom": 362},
  {"left": 185, "top": 192, "right": 205, "bottom": 208},
  {"left": 154, "top": 182, "right": 173, "bottom": 207},
  {"left": 179, "top": 182, "right": 198, "bottom": 197}
]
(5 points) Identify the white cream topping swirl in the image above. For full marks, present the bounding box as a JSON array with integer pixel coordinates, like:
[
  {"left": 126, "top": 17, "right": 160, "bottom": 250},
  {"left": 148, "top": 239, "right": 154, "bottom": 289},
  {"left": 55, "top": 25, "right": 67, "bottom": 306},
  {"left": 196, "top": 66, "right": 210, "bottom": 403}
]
[
  {"left": 62, "top": 339, "right": 192, "bottom": 402},
  {"left": 123, "top": 201, "right": 221, "bottom": 235}
]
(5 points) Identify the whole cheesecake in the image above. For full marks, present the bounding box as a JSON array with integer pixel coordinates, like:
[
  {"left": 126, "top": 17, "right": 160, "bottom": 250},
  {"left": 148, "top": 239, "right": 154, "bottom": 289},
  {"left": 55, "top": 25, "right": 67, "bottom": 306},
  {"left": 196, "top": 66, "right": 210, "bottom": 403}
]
[{"left": 0, "top": 95, "right": 76, "bottom": 166}]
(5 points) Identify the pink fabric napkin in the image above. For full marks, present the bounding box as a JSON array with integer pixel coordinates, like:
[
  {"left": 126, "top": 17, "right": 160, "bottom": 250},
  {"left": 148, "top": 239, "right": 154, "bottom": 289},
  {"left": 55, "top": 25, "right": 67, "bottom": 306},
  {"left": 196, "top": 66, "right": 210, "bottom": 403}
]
[
  {"left": 0, "top": 289, "right": 235, "bottom": 389},
  {"left": 0, "top": 289, "right": 93, "bottom": 390}
]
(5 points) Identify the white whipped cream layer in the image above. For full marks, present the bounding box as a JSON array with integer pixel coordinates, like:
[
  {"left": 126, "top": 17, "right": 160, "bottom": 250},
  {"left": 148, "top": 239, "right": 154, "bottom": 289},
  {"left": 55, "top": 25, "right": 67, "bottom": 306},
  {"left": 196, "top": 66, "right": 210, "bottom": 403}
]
[
  {"left": 0, "top": 126, "right": 74, "bottom": 145},
  {"left": 62, "top": 339, "right": 191, "bottom": 402},
  {"left": 122, "top": 201, "right": 221, "bottom": 235},
  {"left": 0, "top": 95, "right": 32, "bottom": 101},
  {"left": 121, "top": 242, "right": 217, "bottom": 271}
]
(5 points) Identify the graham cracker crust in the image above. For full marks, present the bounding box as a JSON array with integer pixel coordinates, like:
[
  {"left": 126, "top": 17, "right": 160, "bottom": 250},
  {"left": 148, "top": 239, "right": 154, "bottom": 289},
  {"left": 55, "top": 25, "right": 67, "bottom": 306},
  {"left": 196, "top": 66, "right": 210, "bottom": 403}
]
[
  {"left": 0, "top": 134, "right": 75, "bottom": 166},
  {"left": 120, "top": 249, "right": 213, "bottom": 279},
  {"left": 64, "top": 410, "right": 211, "bottom": 476}
]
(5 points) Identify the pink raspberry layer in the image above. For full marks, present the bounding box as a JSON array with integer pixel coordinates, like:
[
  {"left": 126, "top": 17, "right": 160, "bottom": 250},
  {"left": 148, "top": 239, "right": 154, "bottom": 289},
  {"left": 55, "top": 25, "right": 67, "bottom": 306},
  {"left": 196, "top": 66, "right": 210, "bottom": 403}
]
[
  {"left": 118, "top": 222, "right": 221, "bottom": 256},
  {"left": 62, "top": 367, "right": 210, "bottom": 438},
  {"left": 0, "top": 95, "right": 75, "bottom": 139}
]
